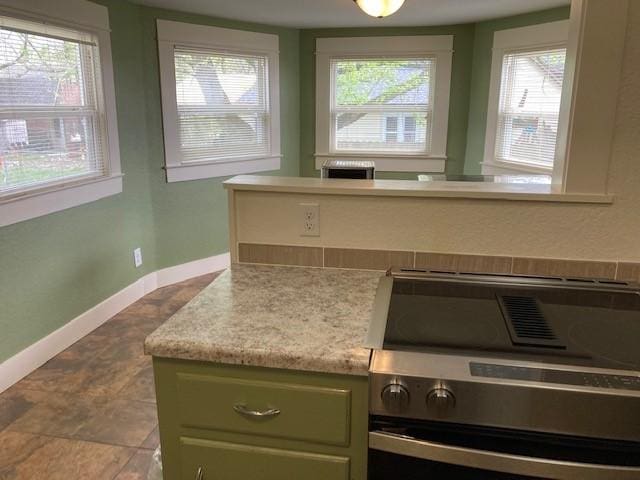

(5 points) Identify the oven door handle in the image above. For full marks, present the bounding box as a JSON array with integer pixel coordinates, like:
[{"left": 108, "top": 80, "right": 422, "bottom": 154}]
[{"left": 369, "top": 431, "right": 640, "bottom": 480}]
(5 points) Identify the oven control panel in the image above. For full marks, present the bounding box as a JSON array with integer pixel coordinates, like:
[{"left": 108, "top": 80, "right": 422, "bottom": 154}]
[
  {"left": 470, "top": 362, "right": 640, "bottom": 391},
  {"left": 369, "top": 350, "right": 640, "bottom": 442}
]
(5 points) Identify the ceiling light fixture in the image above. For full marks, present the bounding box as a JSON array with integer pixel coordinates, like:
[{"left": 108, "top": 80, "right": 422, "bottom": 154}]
[{"left": 353, "top": 0, "right": 405, "bottom": 18}]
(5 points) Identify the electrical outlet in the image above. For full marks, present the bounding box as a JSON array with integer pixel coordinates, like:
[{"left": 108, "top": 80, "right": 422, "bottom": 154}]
[
  {"left": 133, "top": 247, "right": 143, "bottom": 268},
  {"left": 299, "top": 203, "right": 320, "bottom": 236}
]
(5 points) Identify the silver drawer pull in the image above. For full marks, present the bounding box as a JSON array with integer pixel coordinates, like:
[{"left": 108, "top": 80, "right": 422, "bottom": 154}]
[
  {"left": 195, "top": 466, "right": 204, "bottom": 480},
  {"left": 233, "top": 403, "right": 281, "bottom": 418}
]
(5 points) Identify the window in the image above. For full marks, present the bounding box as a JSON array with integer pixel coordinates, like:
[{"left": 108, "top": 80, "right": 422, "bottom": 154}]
[
  {"left": 495, "top": 47, "right": 566, "bottom": 169},
  {"left": 332, "top": 58, "right": 433, "bottom": 154},
  {"left": 175, "top": 48, "right": 269, "bottom": 163},
  {"left": 0, "top": 1, "right": 121, "bottom": 227},
  {"left": 0, "top": 17, "right": 105, "bottom": 194},
  {"left": 483, "top": 21, "right": 569, "bottom": 175},
  {"left": 315, "top": 36, "right": 453, "bottom": 173},
  {"left": 157, "top": 20, "right": 280, "bottom": 183}
]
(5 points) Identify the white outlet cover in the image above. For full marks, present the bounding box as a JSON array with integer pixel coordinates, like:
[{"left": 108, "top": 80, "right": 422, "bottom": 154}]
[
  {"left": 133, "top": 247, "right": 143, "bottom": 268},
  {"left": 299, "top": 203, "right": 320, "bottom": 237}
]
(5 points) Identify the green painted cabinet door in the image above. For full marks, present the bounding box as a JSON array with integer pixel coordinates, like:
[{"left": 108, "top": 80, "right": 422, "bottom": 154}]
[{"left": 180, "top": 437, "right": 350, "bottom": 480}]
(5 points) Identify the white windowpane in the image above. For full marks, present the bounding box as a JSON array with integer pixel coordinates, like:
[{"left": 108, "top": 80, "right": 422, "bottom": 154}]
[
  {"left": 0, "top": 17, "right": 104, "bottom": 195},
  {"left": 174, "top": 47, "right": 269, "bottom": 163},
  {"left": 495, "top": 47, "right": 566, "bottom": 168},
  {"left": 332, "top": 58, "right": 434, "bottom": 154}
]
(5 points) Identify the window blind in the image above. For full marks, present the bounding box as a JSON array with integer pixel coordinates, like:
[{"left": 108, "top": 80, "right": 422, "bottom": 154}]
[
  {"left": 174, "top": 47, "right": 269, "bottom": 163},
  {"left": 331, "top": 58, "right": 434, "bottom": 154},
  {"left": 495, "top": 47, "right": 566, "bottom": 168},
  {"left": 0, "top": 16, "right": 104, "bottom": 196}
]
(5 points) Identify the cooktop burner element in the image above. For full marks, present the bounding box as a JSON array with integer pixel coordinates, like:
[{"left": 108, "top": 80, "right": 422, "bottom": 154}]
[
  {"left": 386, "top": 297, "right": 502, "bottom": 349},
  {"left": 568, "top": 314, "right": 640, "bottom": 368}
]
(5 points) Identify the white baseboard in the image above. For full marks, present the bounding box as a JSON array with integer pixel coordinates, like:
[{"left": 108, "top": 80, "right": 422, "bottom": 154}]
[
  {"left": 0, "top": 252, "right": 230, "bottom": 393},
  {"left": 155, "top": 252, "right": 230, "bottom": 288}
]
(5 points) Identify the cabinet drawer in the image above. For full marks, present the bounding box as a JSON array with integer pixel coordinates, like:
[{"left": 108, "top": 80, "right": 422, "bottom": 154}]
[
  {"left": 180, "top": 437, "right": 349, "bottom": 480},
  {"left": 176, "top": 373, "right": 351, "bottom": 446}
]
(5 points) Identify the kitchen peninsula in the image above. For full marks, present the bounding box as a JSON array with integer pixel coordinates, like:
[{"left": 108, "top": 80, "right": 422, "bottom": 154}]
[{"left": 145, "top": 264, "right": 380, "bottom": 480}]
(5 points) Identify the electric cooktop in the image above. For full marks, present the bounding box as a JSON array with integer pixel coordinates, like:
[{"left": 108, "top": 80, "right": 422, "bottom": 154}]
[{"left": 382, "top": 272, "right": 640, "bottom": 371}]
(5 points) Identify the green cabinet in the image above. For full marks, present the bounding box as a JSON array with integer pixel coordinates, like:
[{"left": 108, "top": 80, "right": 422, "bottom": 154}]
[
  {"left": 180, "top": 437, "right": 350, "bottom": 480},
  {"left": 153, "top": 358, "right": 368, "bottom": 480}
]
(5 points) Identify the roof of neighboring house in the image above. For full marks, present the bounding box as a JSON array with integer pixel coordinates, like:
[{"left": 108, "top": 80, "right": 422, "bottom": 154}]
[
  {"left": 0, "top": 74, "right": 57, "bottom": 106},
  {"left": 353, "top": 65, "right": 430, "bottom": 106}
]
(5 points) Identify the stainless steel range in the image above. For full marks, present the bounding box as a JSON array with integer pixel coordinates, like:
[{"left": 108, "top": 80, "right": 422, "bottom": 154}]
[{"left": 365, "top": 269, "right": 640, "bottom": 479}]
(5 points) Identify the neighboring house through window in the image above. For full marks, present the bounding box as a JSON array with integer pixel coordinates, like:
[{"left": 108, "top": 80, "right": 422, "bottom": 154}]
[
  {"left": 0, "top": 0, "right": 121, "bottom": 227},
  {"left": 157, "top": 20, "right": 280, "bottom": 182},
  {"left": 483, "top": 21, "right": 569, "bottom": 175},
  {"left": 384, "top": 114, "right": 418, "bottom": 144},
  {"left": 315, "top": 36, "right": 453, "bottom": 173}
]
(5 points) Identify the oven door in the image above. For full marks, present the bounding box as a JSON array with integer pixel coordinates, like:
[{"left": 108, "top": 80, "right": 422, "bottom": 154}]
[{"left": 368, "top": 417, "right": 640, "bottom": 480}]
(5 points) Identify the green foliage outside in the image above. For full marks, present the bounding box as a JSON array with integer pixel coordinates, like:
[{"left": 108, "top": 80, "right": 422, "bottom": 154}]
[
  {"left": 335, "top": 59, "right": 429, "bottom": 106},
  {"left": 334, "top": 59, "right": 430, "bottom": 132}
]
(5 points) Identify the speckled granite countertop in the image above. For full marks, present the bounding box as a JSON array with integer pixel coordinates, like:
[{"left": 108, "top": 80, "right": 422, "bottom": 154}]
[{"left": 144, "top": 264, "right": 382, "bottom": 376}]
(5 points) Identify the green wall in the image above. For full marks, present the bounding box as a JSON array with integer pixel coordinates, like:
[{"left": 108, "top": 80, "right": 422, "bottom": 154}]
[
  {"left": 135, "top": 5, "right": 300, "bottom": 269},
  {"left": 0, "top": 0, "right": 300, "bottom": 363},
  {"left": 298, "top": 25, "right": 475, "bottom": 179},
  {"left": 463, "top": 6, "right": 571, "bottom": 174}
]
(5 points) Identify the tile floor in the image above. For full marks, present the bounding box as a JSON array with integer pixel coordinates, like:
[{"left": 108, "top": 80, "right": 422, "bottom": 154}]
[{"left": 0, "top": 272, "right": 220, "bottom": 480}]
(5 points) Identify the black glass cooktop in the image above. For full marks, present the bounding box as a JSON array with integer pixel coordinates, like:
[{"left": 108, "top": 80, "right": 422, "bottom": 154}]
[{"left": 383, "top": 276, "right": 640, "bottom": 371}]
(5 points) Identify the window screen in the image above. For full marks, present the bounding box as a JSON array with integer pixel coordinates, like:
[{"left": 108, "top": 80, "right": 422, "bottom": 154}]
[
  {"left": 173, "top": 47, "right": 269, "bottom": 163},
  {"left": 495, "top": 47, "right": 566, "bottom": 168},
  {"left": 0, "top": 16, "right": 105, "bottom": 196},
  {"left": 331, "top": 58, "right": 434, "bottom": 154}
]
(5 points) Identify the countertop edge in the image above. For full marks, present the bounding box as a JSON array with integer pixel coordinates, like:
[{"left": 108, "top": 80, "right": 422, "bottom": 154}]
[
  {"left": 223, "top": 175, "right": 614, "bottom": 204},
  {"left": 144, "top": 343, "right": 371, "bottom": 377}
]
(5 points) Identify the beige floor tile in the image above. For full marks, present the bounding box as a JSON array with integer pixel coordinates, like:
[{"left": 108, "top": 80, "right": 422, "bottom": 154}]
[
  {"left": 120, "top": 363, "right": 157, "bottom": 404},
  {"left": 18, "top": 335, "right": 148, "bottom": 398},
  {"left": 114, "top": 449, "right": 155, "bottom": 480},
  {"left": 140, "top": 426, "right": 160, "bottom": 450},
  {"left": 0, "top": 430, "right": 133, "bottom": 480},
  {"left": 8, "top": 393, "right": 157, "bottom": 448},
  {"left": 0, "top": 389, "right": 48, "bottom": 432}
]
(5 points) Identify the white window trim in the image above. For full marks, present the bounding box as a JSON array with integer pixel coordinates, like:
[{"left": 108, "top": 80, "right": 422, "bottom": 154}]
[
  {"left": 314, "top": 35, "right": 453, "bottom": 173},
  {"left": 482, "top": 20, "right": 569, "bottom": 176},
  {"left": 157, "top": 20, "right": 281, "bottom": 183},
  {"left": 0, "top": 0, "right": 122, "bottom": 227}
]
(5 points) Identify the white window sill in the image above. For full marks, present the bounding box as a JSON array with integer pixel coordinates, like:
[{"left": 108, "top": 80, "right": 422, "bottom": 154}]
[
  {"left": 314, "top": 153, "right": 446, "bottom": 173},
  {"left": 165, "top": 155, "right": 281, "bottom": 183},
  {"left": 0, "top": 174, "right": 123, "bottom": 228},
  {"left": 481, "top": 159, "right": 553, "bottom": 175},
  {"left": 224, "top": 175, "right": 614, "bottom": 204}
]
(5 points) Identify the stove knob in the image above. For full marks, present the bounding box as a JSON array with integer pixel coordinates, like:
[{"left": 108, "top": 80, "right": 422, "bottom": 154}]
[
  {"left": 426, "top": 387, "right": 456, "bottom": 415},
  {"left": 381, "top": 383, "right": 410, "bottom": 412}
]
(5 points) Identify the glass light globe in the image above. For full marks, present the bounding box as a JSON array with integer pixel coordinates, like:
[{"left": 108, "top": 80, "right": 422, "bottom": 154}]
[{"left": 354, "top": 0, "right": 405, "bottom": 18}]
